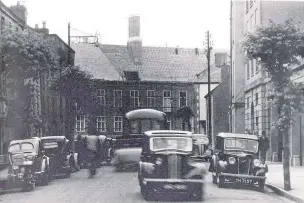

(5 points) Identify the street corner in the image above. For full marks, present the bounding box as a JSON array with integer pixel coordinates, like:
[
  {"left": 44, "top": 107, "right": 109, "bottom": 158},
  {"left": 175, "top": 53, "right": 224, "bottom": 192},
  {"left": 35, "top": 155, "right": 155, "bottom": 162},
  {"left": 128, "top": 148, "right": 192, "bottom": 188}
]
[{"left": 265, "top": 183, "right": 304, "bottom": 203}]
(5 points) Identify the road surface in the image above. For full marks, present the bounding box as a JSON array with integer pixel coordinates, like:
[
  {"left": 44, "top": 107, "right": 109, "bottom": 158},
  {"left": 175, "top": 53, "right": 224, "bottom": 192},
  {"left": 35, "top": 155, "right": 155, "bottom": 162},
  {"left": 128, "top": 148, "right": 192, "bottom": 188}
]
[{"left": 0, "top": 166, "right": 293, "bottom": 203}]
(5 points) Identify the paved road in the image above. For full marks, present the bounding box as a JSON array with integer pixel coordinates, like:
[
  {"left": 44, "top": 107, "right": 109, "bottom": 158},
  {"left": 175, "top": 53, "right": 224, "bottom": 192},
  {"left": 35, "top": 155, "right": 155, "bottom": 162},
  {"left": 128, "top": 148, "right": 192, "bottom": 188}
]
[{"left": 0, "top": 166, "right": 293, "bottom": 203}]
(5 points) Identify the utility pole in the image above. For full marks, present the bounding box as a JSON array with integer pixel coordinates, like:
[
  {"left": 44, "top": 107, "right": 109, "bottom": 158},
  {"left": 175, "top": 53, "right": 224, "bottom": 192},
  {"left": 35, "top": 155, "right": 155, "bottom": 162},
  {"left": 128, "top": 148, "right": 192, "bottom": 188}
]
[{"left": 204, "top": 31, "right": 213, "bottom": 146}]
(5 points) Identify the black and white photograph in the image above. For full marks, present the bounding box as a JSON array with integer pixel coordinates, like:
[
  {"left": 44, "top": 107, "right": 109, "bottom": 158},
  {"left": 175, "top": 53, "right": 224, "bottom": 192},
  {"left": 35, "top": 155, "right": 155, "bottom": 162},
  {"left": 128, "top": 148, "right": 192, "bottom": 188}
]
[{"left": 0, "top": 0, "right": 304, "bottom": 202}]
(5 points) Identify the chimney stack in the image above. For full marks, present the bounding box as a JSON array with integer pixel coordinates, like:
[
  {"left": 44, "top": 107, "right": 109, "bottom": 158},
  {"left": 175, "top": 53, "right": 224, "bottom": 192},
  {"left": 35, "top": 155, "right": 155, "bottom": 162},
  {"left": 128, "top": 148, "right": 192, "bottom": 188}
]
[
  {"left": 10, "top": 2, "right": 27, "bottom": 23},
  {"left": 42, "top": 21, "right": 46, "bottom": 29},
  {"left": 215, "top": 52, "right": 228, "bottom": 67},
  {"left": 127, "top": 15, "right": 142, "bottom": 65},
  {"left": 35, "top": 24, "right": 39, "bottom": 29}
]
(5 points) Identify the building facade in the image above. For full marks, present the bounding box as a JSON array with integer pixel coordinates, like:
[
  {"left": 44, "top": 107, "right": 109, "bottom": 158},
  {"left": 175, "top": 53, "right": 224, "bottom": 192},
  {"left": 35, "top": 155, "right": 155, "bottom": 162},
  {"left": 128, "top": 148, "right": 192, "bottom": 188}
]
[
  {"left": 72, "top": 15, "right": 221, "bottom": 138},
  {"left": 231, "top": 0, "right": 304, "bottom": 163}
]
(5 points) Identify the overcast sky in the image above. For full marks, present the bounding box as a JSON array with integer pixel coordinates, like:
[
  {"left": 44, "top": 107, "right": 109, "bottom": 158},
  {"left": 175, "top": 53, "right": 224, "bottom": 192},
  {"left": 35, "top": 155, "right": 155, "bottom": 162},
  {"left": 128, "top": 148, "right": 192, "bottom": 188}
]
[{"left": 3, "top": 0, "right": 230, "bottom": 50}]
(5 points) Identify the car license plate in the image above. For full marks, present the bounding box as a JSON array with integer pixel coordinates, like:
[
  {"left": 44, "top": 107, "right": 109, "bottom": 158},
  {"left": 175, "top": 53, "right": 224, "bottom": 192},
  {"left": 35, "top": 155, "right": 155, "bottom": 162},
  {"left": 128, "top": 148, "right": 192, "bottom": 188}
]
[
  {"left": 235, "top": 178, "right": 253, "bottom": 184},
  {"left": 163, "top": 184, "right": 187, "bottom": 190}
]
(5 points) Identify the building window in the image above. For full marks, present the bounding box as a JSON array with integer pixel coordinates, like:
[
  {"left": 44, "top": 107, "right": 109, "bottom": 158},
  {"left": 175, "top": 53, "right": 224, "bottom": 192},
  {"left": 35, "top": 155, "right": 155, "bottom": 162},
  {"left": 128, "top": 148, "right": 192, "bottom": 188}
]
[
  {"left": 250, "top": 60, "right": 254, "bottom": 76},
  {"left": 114, "top": 116, "right": 123, "bottom": 132},
  {"left": 255, "top": 110, "right": 259, "bottom": 128},
  {"left": 97, "top": 116, "right": 106, "bottom": 132},
  {"left": 76, "top": 115, "right": 85, "bottom": 132},
  {"left": 97, "top": 89, "right": 105, "bottom": 106},
  {"left": 1, "top": 17, "right": 5, "bottom": 34},
  {"left": 250, "top": 0, "right": 253, "bottom": 7},
  {"left": 255, "top": 93, "right": 259, "bottom": 106},
  {"left": 246, "top": 62, "right": 250, "bottom": 79},
  {"left": 163, "top": 90, "right": 172, "bottom": 112},
  {"left": 147, "top": 90, "right": 155, "bottom": 107},
  {"left": 179, "top": 91, "right": 187, "bottom": 107},
  {"left": 246, "top": 0, "right": 249, "bottom": 13},
  {"left": 250, "top": 15, "right": 253, "bottom": 30},
  {"left": 130, "top": 90, "right": 139, "bottom": 107},
  {"left": 114, "top": 90, "right": 122, "bottom": 107},
  {"left": 247, "top": 97, "right": 250, "bottom": 108},
  {"left": 16, "top": 27, "right": 18, "bottom": 32}
]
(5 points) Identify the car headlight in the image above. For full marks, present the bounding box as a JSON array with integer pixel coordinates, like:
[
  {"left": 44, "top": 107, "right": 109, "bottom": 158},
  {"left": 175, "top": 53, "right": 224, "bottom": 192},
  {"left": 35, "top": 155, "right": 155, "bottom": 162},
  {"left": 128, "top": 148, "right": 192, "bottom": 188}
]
[
  {"left": 26, "top": 155, "right": 34, "bottom": 161},
  {"left": 228, "top": 157, "right": 236, "bottom": 164},
  {"left": 253, "top": 159, "right": 261, "bottom": 167},
  {"left": 155, "top": 157, "right": 163, "bottom": 165}
]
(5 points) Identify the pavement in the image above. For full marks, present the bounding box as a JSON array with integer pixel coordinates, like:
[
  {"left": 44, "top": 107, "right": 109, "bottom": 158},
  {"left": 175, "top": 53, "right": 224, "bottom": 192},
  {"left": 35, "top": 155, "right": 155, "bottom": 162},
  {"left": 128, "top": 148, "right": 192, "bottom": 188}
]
[
  {"left": 0, "top": 166, "right": 294, "bottom": 203},
  {"left": 266, "top": 162, "right": 304, "bottom": 203}
]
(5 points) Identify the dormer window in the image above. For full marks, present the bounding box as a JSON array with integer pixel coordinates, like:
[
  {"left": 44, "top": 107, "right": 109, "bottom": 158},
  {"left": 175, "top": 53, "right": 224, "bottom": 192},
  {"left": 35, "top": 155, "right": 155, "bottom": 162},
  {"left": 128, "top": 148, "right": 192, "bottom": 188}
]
[{"left": 124, "top": 71, "right": 140, "bottom": 81}]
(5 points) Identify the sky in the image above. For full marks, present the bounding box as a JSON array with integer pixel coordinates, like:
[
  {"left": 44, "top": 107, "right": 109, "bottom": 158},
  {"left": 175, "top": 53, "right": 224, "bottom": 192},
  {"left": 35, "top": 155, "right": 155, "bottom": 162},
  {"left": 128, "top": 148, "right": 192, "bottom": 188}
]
[{"left": 2, "top": 0, "right": 231, "bottom": 50}]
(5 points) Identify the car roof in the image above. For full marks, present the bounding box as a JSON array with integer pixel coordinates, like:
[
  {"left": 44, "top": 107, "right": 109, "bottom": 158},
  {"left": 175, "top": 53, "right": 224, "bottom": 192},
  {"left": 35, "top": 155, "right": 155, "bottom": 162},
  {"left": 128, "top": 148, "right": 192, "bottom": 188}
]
[
  {"left": 125, "top": 109, "right": 166, "bottom": 120},
  {"left": 217, "top": 132, "right": 258, "bottom": 140},
  {"left": 144, "top": 130, "right": 193, "bottom": 137},
  {"left": 41, "top": 136, "right": 68, "bottom": 142},
  {"left": 9, "top": 138, "right": 40, "bottom": 146}
]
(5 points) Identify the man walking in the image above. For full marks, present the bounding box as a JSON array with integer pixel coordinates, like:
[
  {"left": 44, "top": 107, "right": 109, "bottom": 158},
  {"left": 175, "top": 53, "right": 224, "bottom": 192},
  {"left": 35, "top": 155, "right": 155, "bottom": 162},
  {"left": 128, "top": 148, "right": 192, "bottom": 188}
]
[{"left": 259, "top": 131, "right": 270, "bottom": 164}]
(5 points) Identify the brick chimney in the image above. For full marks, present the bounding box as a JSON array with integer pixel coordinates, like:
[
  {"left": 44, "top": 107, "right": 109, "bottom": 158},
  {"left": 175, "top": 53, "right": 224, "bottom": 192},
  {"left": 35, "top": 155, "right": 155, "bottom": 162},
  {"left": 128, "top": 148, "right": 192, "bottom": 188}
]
[
  {"left": 10, "top": 1, "right": 27, "bottom": 23},
  {"left": 215, "top": 52, "right": 228, "bottom": 67},
  {"left": 35, "top": 21, "right": 49, "bottom": 35},
  {"left": 127, "top": 15, "right": 142, "bottom": 65}
]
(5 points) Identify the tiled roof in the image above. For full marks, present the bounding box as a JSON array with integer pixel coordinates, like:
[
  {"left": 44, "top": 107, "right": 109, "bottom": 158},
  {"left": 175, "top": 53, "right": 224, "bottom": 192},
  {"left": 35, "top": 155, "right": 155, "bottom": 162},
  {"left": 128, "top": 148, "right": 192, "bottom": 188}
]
[
  {"left": 72, "top": 42, "right": 222, "bottom": 83},
  {"left": 100, "top": 44, "right": 221, "bottom": 83},
  {"left": 71, "top": 43, "right": 123, "bottom": 80}
]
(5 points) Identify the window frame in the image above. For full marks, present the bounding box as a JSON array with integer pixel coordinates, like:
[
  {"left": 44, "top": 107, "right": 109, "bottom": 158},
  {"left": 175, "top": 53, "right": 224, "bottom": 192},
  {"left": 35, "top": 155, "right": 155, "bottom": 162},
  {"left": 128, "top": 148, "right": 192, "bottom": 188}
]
[
  {"left": 130, "top": 90, "right": 140, "bottom": 107},
  {"left": 179, "top": 91, "right": 187, "bottom": 107},
  {"left": 163, "top": 90, "right": 172, "bottom": 112},
  {"left": 114, "top": 116, "right": 123, "bottom": 132},
  {"left": 97, "top": 89, "right": 106, "bottom": 106},
  {"left": 113, "top": 90, "right": 122, "bottom": 107},
  {"left": 76, "top": 115, "right": 85, "bottom": 132},
  {"left": 147, "top": 90, "right": 155, "bottom": 108},
  {"left": 96, "top": 116, "right": 106, "bottom": 132}
]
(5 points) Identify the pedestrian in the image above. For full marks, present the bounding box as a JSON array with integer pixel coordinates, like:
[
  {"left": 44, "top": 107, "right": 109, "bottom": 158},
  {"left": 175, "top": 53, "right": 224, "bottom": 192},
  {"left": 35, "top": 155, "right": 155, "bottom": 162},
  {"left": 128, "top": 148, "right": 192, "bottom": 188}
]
[
  {"left": 258, "top": 131, "right": 270, "bottom": 164},
  {"left": 84, "top": 135, "right": 101, "bottom": 178}
]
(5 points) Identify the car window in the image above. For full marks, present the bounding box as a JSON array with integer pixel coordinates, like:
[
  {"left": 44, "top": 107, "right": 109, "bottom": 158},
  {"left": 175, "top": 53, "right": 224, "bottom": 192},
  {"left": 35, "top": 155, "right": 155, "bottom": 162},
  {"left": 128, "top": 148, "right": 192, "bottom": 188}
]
[
  {"left": 151, "top": 137, "right": 192, "bottom": 151},
  {"left": 224, "top": 138, "right": 258, "bottom": 153},
  {"left": 21, "top": 143, "right": 34, "bottom": 150},
  {"left": 8, "top": 144, "right": 20, "bottom": 152}
]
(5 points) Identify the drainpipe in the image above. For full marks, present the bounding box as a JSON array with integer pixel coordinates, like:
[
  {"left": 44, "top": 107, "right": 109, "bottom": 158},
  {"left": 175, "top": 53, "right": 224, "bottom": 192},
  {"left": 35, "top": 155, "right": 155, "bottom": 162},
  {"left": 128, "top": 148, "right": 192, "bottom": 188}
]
[{"left": 229, "top": 0, "right": 233, "bottom": 132}]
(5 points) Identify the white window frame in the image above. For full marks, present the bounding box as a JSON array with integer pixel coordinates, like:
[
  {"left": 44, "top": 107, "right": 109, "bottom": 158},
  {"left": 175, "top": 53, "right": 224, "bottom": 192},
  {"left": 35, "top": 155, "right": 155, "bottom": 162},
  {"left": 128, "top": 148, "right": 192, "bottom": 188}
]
[
  {"left": 130, "top": 90, "right": 140, "bottom": 107},
  {"left": 147, "top": 90, "right": 155, "bottom": 107},
  {"left": 179, "top": 91, "right": 187, "bottom": 107},
  {"left": 76, "top": 115, "right": 85, "bottom": 132},
  {"left": 114, "top": 116, "right": 123, "bottom": 132},
  {"left": 114, "top": 90, "right": 122, "bottom": 107},
  {"left": 163, "top": 90, "right": 172, "bottom": 112},
  {"left": 97, "top": 89, "right": 106, "bottom": 106},
  {"left": 96, "top": 116, "right": 106, "bottom": 132}
]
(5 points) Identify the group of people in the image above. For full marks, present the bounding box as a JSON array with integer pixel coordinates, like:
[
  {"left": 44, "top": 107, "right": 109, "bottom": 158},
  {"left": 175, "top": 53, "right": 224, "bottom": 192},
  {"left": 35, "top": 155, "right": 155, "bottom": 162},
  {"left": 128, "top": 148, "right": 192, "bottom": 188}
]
[
  {"left": 245, "top": 129, "right": 270, "bottom": 164},
  {"left": 76, "top": 135, "right": 110, "bottom": 178}
]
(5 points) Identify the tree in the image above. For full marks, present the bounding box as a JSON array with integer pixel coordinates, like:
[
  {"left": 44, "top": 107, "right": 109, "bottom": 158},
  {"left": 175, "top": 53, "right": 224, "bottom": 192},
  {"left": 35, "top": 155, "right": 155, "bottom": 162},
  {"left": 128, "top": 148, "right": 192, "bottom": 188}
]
[
  {"left": 51, "top": 66, "right": 99, "bottom": 139},
  {"left": 0, "top": 28, "right": 58, "bottom": 138},
  {"left": 242, "top": 19, "right": 304, "bottom": 190}
]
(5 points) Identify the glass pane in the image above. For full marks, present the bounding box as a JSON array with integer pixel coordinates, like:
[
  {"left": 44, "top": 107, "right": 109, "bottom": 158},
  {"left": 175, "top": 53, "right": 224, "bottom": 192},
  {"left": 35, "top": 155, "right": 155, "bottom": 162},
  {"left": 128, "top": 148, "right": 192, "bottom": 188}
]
[{"left": 21, "top": 143, "right": 34, "bottom": 150}]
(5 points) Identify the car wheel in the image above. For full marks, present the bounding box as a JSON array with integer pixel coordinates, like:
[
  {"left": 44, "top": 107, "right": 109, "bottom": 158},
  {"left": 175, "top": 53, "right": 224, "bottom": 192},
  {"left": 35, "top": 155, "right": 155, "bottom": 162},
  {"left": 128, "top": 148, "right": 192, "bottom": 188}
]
[{"left": 191, "top": 185, "right": 203, "bottom": 201}]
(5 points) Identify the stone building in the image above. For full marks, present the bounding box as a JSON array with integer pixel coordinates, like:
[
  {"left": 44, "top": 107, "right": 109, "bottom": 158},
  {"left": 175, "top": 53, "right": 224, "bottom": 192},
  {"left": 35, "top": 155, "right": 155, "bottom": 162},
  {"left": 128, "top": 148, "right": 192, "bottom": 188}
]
[
  {"left": 72, "top": 15, "right": 222, "bottom": 138},
  {"left": 231, "top": 0, "right": 304, "bottom": 164}
]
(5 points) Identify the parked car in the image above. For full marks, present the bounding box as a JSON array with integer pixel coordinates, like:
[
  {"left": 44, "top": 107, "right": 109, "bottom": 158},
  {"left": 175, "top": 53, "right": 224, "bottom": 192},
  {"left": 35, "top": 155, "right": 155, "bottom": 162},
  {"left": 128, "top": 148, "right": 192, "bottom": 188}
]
[
  {"left": 191, "top": 134, "right": 210, "bottom": 162},
  {"left": 41, "top": 136, "right": 77, "bottom": 178},
  {"left": 209, "top": 132, "right": 268, "bottom": 190},
  {"left": 138, "top": 130, "right": 207, "bottom": 201},
  {"left": 7, "top": 137, "right": 50, "bottom": 191}
]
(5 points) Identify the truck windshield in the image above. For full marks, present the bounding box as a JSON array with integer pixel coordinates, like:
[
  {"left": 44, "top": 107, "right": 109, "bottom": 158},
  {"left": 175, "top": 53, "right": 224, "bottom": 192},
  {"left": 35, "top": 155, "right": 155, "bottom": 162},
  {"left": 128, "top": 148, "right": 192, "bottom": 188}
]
[{"left": 224, "top": 138, "right": 258, "bottom": 153}]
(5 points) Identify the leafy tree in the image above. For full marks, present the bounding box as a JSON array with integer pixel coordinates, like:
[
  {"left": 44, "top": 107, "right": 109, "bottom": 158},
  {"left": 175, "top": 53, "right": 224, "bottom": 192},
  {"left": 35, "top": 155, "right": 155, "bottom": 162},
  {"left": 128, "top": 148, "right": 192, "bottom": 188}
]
[
  {"left": 51, "top": 66, "right": 99, "bottom": 139},
  {"left": 242, "top": 19, "right": 304, "bottom": 190},
  {"left": 0, "top": 28, "right": 58, "bottom": 138}
]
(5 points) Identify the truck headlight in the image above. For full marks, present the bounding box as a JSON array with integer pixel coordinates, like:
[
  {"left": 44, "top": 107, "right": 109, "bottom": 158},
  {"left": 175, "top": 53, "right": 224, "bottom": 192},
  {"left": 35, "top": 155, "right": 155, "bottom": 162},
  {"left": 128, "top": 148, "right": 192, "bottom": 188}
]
[
  {"left": 253, "top": 159, "right": 261, "bottom": 167},
  {"left": 155, "top": 157, "right": 163, "bottom": 165},
  {"left": 228, "top": 157, "right": 236, "bottom": 164}
]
